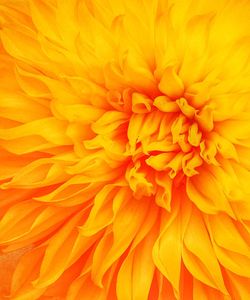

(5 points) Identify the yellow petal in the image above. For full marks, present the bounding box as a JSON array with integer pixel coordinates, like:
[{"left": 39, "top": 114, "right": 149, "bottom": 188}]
[
  {"left": 183, "top": 208, "right": 228, "bottom": 294},
  {"left": 91, "top": 111, "right": 129, "bottom": 134},
  {"left": 186, "top": 168, "right": 234, "bottom": 216},
  {"left": 206, "top": 214, "right": 250, "bottom": 277},
  {"left": 188, "top": 123, "right": 202, "bottom": 147},
  {"left": 224, "top": 270, "right": 250, "bottom": 300},
  {"left": 153, "top": 199, "right": 182, "bottom": 298},
  {"left": 132, "top": 92, "right": 152, "bottom": 113},
  {"left": 208, "top": 214, "right": 250, "bottom": 258},
  {"left": 155, "top": 172, "right": 172, "bottom": 211},
  {"left": 117, "top": 225, "right": 157, "bottom": 300},
  {"left": 0, "top": 117, "right": 72, "bottom": 145},
  {"left": 34, "top": 210, "right": 98, "bottom": 289},
  {"left": 193, "top": 279, "right": 228, "bottom": 300},
  {"left": 158, "top": 66, "right": 184, "bottom": 98},
  {"left": 29, "top": 0, "right": 60, "bottom": 42},
  {"left": 67, "top": 274, "right": 106, "bottom": 300},
  {"left": 80, "top": 187, "right": 129, "bottom": 236},
  {"left": 176, "top": 97, "right": 196, "bottom": 118},
  {"left": 153, "top": 95, "right": 179, "bottom": 113},
  {"left": 91, "top": 198, "right": 150, "bottom": 287},
  {"left": 11, "top": 247, "right": 46, "bottom": 299}
]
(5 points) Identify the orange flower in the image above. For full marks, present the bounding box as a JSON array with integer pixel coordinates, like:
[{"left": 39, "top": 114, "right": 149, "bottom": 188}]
[{"left": 0, "top": 0, "right": 250, "bottom": 299}]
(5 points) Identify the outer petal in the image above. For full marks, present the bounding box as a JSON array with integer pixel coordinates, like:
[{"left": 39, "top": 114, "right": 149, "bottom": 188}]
[
  {"left": 193, "top": 279, "right": 230, "bottom": 300},
  {"left": 117, "top": 206, "right": 159, "bottom": 300},
  {"left": 33, "top": 209, "right": 99, "bottom": 289},
  {"left": 152, "top": 201, "right": 182, "bottom": 298},
  {"left": 186, "top": 167, "right": 234, "bottom": 216},
  {"left": 206, "top": 214, "right": 250, "bottom": 277},
  {"left": 10, "top": 246, "right": 46, "bottom": 300},
  {"left": 117, "top": 231, "right": 156, "bottom": 300},
  {"left": 91, "top": 197, "right": 151, "bottom": 287},
  {"left": 183, "top": 207, "right": 228, "bottom": 294}
]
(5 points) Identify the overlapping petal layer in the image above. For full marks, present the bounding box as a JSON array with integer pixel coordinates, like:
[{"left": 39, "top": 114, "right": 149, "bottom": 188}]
[{"left": 0, "top": 0, "right": 250, "bottom": 299}]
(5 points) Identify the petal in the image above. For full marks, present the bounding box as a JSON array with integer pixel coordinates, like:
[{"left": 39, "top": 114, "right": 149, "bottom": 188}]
[
  {"left": 158, "top": 66, "right": 184, "bottom": 98},
  {"left": 186, "top": 168, "right": 234, "bottom": 216},
  {"left": 154, "top": 207, "right": 192, "bottom": 298},
  {"left": 34, "top": 175, "right": 102, "bottom": 206},
  {"left": 132, "top": 92, "right": 152, "bottom": 113},
  {"left": 80, "top": 186, "right": 130, "bottom": 236},
  {"left": 152, "top": 198, "right": 182, "bottom": 298},
  {"left": 29, "top": 0, "right": 59, "bottom": 42},
  {"left": 0, "top": 117, "right": 72, "bottom": 146},
  {"left": 0, "top": 201, "right": 77, "bottom": 251},
  {"left": 117, "top": 224, "right": 157, "bottom": 300},
  {"left": 33, "top": 209, "right": 98, "bottom": 288},
  {"left": 183, "top": 208, "right": 228, "bottom": 294},
  {"left": 0, "top": 91, "right": 50, "bottom": 123},
  {"left": 193, "top": 279, "right": 229, "bottom": 300},
  {"left": 206, "top": 214, "right": 250, "bottom": 277},
  {"left": 43, "top": 255, "right": 85, "bottom": 298},
  {"left": 0, "top": 201, "right": 44, "bottom": 245},
  {"left": 91, "top": 111, "right": 129, "bottom": 134},
  {"left": 66, "top": 274, "right": 106, "bottom": 300},
  {"left": 224, "top": 270, "right": 250, "bottom": 300},
  {"left": 11, "top": 246, "right": 46, "bottom": 300},
  {"left": 91, "top": 197, "right": 150, "bottom": 287}
]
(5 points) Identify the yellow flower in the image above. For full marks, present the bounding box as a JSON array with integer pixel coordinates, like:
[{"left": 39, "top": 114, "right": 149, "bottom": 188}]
[{"left": 0, "top": 0, "right": 250, "bottom": 299}]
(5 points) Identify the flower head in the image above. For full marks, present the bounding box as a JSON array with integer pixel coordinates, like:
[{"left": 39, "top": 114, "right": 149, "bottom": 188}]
[{"left": 0, "top": 0, "right": 250, "bottom": 299}]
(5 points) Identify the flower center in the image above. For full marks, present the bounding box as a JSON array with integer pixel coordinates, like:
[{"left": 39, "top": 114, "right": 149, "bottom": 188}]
[
  {"left": 97, "top": 65, "right": 238, "bottom": 205},
  {"left": 124, "top": 66, "right": 218, "bottom": 201}
]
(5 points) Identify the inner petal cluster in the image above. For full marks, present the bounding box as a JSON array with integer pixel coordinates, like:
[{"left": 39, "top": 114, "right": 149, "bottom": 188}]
[{"left": 100, "top": 65, "right": 237, "bottom": 204}]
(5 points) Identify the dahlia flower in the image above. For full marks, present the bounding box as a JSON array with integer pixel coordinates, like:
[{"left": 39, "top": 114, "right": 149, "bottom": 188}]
[{"left": 0, "top": 0, "right": 250, "bottom": 299}]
